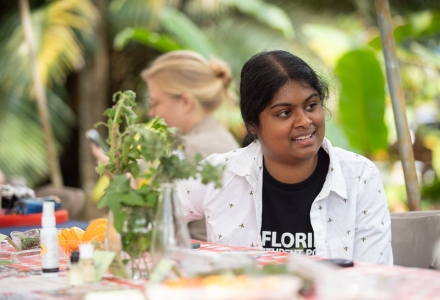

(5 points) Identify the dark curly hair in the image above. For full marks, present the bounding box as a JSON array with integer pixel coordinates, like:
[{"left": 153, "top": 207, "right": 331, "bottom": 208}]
[{"left": 240, "top": 50, "right": 329, "bottom": 147}]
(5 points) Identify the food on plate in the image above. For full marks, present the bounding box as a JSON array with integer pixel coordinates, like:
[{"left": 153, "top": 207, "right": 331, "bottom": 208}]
[{"left": 148, "top": 275, "right": 302, "bottom": 300}]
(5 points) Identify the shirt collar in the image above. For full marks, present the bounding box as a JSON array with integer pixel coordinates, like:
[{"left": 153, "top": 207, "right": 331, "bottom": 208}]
[
  {"left": 228, "top": 138, "right": 348, "bottom": 199},
  {"left": 321, "top": 138, "right": 348, "bottom": 199},
  {"left": 228, "top": 140, "right": 262, "bottom": 177}
]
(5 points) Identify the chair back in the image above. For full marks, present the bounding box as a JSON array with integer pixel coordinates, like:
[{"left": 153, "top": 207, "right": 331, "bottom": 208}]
[{"left": 391, "top": 210, "right": 440, "bottom": 269}]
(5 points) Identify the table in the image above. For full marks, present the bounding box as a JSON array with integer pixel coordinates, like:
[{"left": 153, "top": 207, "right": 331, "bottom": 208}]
[{"left": 1, "top": 241, "right": 440, "bottom": 299}]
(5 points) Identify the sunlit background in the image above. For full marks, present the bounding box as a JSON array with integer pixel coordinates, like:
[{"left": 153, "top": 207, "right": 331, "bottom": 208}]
[{"left": 0, "top": 0, "right": 439, "bottom": 221}]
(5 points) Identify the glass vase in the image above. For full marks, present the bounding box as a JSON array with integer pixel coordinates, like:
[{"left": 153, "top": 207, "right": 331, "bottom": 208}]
[
  {"left": 150, "top": 182, "right": 191, "bottom": 267},
  {"left": 104, "top": 211, "right": 122, "bottom": 252},
  {"left": 121, "top": 206, "right": 155, "bottom": 279}
]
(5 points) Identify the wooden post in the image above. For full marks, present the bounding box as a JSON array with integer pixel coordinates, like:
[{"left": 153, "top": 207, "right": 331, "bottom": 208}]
[
  {"left": 18, "top": 0, "right": 63, "bottom": 188},
  {"left": 375, "top": 0, "right": 421, "bottom": 210}
]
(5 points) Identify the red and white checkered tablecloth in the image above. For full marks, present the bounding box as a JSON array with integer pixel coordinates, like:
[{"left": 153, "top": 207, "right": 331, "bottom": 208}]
[
  {"left": 1, "top": 241, "right": 440, "bottom": 299},
  {"left": 195, "top": 241, "right": 292, "bottom": 265}
]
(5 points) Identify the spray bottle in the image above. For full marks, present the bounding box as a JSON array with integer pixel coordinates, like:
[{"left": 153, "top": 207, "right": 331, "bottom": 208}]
[{"left": 40, "top": 201, "right": 59, "bottom": 276}]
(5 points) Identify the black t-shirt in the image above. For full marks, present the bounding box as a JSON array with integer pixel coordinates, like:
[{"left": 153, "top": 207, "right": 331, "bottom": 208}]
[{"left": 260, "top": 147, "right": 329, "bottom": 255}]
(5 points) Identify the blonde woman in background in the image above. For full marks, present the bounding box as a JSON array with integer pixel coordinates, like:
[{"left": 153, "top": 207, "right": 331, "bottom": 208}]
[{"left": 140, "top": 50, "right": 239, "bottom": 241}]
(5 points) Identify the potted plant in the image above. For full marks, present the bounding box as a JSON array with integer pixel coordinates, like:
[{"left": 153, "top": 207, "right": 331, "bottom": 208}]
[{"left": 95, "top": 90, "right": 223, "bottom": 279}]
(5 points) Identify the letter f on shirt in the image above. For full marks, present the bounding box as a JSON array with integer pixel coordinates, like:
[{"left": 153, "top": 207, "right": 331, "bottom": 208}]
[
  {"left": 262, "top": 231, "right": 271, "bottom": 247},
  {"left": 262, "top": 231, "right": 282, "bottom": 247}
]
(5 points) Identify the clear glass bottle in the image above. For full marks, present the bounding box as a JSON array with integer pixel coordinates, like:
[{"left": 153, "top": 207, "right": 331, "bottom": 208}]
[
  {"left": 79, "top": 244, "right": 96, "bottom": 283},
  {"left": 150, "top": 182, "right": 191, "bottom": 267},
  {"left": 67, "top": 251, "right": 84, "bottom": 287}
]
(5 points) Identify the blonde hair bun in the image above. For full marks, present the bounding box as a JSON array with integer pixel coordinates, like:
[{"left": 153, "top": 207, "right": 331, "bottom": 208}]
[
  {"left": 208, "top": 59, "right": 232, "bottom": 89},
  {"left": 142, "top": 50, "right": 234, "bottom": 112}
]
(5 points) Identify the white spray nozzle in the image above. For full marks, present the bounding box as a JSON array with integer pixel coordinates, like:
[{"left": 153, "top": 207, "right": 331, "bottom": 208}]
[{"left": 42, "top": 201, "right": 56, "bottom": 227}]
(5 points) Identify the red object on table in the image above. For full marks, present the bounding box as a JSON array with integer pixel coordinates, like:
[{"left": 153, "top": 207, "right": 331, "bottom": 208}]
[{"left": 0, "top": 209, "right": 69, "bottom": 227}]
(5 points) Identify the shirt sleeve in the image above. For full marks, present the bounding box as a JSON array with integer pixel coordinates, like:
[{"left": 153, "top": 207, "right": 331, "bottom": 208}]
[
  {"left": 176, "top": 176, "right": 209, "bottom": 224},
  {"left": 353, "top": 163, "right": 393, "bottom": 265}
]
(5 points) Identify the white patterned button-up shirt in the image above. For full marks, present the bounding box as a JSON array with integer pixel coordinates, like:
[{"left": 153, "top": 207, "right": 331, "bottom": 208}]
[{"left": 177, "top": 138, "right": 393, "bottom": 265}]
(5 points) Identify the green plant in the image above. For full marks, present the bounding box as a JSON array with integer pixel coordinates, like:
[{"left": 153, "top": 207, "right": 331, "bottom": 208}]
[{"left": 95, "top": 90, "right": 224, "bottom": 239}]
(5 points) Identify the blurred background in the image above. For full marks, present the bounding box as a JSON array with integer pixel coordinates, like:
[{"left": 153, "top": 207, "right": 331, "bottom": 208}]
[{"left": 0, "top": 0, "right": 439, "bottom": 221}]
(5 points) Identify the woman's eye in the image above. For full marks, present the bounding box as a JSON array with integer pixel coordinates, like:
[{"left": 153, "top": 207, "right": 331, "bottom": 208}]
[
  {"left": 277, "top": 111, "right": 291, "bottom": 117},
  {"left": 306, "top": 103, "right": 317, "bottom": 110}
]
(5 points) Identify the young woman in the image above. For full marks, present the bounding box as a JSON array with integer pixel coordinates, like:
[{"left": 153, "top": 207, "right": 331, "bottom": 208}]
[
  {"left": 177, "top": 50, "right": 392, "bottom": 265},
  {"left": 141, "top": 51, "right": 239, "bottom": 240}
]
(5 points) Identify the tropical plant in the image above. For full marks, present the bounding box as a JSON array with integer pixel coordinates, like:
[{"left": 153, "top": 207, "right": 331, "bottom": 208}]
[{"left": 0, "top": 0, "right": 98, "bottom": 187}]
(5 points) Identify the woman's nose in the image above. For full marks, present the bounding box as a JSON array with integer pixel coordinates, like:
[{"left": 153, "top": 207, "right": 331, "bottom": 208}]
[
  {"left": 294, "top": 110, "right": 312, "bottom": 128},
  {"left": 148, "top": 109, "right": 155, "bottom": 118}
]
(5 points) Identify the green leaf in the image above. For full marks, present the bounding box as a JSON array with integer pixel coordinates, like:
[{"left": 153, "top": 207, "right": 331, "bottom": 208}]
[
  {"left": 138, "top": 184, "right": 151, "bottom": 193},
  {"left": 113, "top": 27, "right": 183, "bottom": 52},
  {"left": 109, "top": 193, "right": 122, "bottom": 212},
  {"left": 114, "top": 210, "right": 127, "bottom": 233},
  {"left": 220, "top": 0, "right": 294, "bottom": 39},
  {"left": 106, "top": 175, "right": 131, "bottom": 194},
  {"left": 160, "top": 7, "right": 214, "bottom": 58},
  {"left": 146, "top": 192, "right": 158, "bottom": 207},
  {"left": 128, "top": 162, "right": 140, "bottom": 178},
  {"left": 335, "top": 49, "right": 388, "bottom": 155},
  {"left": 97, "top": 193, "right": 109, "bottom": 209},
  {"left": 122, "top": 190, "right": 145, "bottom": 206}
]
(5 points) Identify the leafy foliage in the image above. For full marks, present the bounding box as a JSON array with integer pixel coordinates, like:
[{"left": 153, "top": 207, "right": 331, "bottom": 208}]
[
  {"left": 113, "top": 27, "right": 183, "bottom": 52},
  {"left": 219, "top": 0, "right": 294, "bottom": 39},
  {"left": 0, "top": 0, "right": 96, "bottom": 186},
  {"left": 160, "top": 7, "right": 214, "bottom": 59},
  {"left": 96, "top": 90, "right": 224, "bottom": 233},
  {"left": 335, "top": 49, "right": 388, "bottom": 155}
]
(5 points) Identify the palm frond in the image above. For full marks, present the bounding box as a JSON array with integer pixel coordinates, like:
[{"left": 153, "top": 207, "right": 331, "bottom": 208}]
[
  {"left": 108, "top": 0, "right": 177, "bottom": 34},
  {"left": 38, "top": 0, "right": 98, "bottom": 87},
  {"left": 0, "top": 97, "right": 51, "bottom": 187},
  {"left": 0, "top": 0, "right": 96, "bottom": 186}
]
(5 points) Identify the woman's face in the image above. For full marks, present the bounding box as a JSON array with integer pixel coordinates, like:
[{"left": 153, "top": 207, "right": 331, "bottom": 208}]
[
  {"left": 147, "top": 79, "right": 186, "bottom": 130},
  {"left": 255, "top": 80, "right": 325, "bottom": 165}
]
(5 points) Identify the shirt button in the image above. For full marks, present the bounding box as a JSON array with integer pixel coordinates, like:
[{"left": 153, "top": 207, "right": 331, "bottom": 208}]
[{"left": 317, "top": 231, "right": 323, "bottom": 236}]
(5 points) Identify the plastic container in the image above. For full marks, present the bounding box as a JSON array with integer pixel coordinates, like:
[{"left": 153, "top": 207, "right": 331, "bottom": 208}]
[
  {"left": 10, "top": 229, "right": 40, "bottom": 250},
  {"left": 40, "top": 201, "right": 59, "bottom": 276}
]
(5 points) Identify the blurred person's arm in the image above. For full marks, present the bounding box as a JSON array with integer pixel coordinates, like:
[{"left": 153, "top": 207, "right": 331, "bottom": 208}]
[
  {"left": 91, "top": 143, "right": 109, "bottom": 164},
  {"left": 89, "top": 143, "right": 137, "bottom": 189}
]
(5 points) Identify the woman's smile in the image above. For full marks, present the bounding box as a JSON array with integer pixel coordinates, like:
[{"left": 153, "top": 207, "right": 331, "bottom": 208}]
[{"left": 291, "top": 130, "right": 316, "bottom": 143}]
